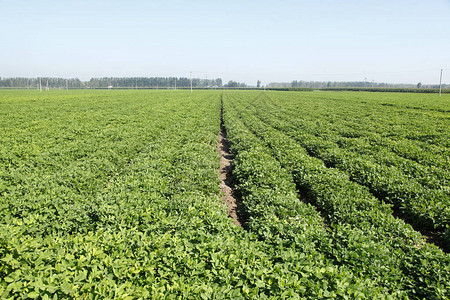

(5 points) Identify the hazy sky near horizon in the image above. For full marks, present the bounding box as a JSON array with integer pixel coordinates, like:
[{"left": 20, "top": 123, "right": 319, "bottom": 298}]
[{"left": 1, "top": 0, "right": 449, "bottom": 85}]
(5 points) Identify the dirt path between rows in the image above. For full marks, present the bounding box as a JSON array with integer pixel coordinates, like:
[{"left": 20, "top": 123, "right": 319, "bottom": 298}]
[{"left": 218, "top": 106, "right": 245, "bottom": 227}]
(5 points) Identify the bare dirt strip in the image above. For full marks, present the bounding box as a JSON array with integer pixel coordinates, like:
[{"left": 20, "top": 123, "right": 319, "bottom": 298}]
[{"left": 218, "top": 108, "right": 245, "bottom": 227}]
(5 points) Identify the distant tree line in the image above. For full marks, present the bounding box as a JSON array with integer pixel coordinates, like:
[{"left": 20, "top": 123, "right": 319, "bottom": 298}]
[
  {"left": 3, "top": 77, "right": 445, "bottom": 90},
  {"left": 0, "top": 77, "right": 233, "bottom": 89},
  {"left": 268, "top": 80, "right": 448, "bottom": 89},
  {"left": 223, "top": 80, "right": 247, "bottom": 88},
  {"left": 88, "top": 77, "right": 223, "bottom": 88},
  {"left": 0, "top": 77, "right": 83, "bottom": 88}
]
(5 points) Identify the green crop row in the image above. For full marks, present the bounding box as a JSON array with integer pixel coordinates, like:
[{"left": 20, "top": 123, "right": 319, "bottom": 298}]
[
  {"left": 245, "top": 93, "right": 450, "bottom": 235},
  {"left": 223, "top": 91, "right": 450, "bottom": 299},
  {"left": 262, "top": 91, "right": 450, "bottom": 161},
  {"left": 222, "top": 96, "right": 404, "bottom": 297},
  {"left": 257, "top": 94, "right": 449, "bottom": 178}
]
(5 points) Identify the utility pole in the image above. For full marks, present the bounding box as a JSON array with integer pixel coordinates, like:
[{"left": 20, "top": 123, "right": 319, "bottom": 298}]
[
  {"left": 39, "top": 78, "right": 42, "bottom": 92},
  {"left": 46, "top": 80, "right": 49, "bottom": 91},
  {"left": 174, "top": 78, "right": 176, "bottom": 90},
  {"left": 439, "top": 69, "right": 443, "bottom": 97},
  {"left": 66, "top": 80, "right": 68, "bottom": 91},
  {"left": 190, "top": 72, "right": 193, "bottom": 93}
]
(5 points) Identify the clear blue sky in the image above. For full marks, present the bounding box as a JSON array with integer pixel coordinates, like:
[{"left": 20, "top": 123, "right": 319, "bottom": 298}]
[{"left": 1, "top": 0, "right": 449, "bottom": 85}]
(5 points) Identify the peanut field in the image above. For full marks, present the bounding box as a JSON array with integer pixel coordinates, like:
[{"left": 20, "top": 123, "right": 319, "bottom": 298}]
[{"left": 0, "top": 89, "right": 449, "bottom": 299}]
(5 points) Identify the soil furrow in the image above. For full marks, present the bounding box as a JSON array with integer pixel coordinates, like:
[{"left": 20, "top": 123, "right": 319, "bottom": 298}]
[{"left": 218, "top": 104, "right": 246, "bottom": 227}]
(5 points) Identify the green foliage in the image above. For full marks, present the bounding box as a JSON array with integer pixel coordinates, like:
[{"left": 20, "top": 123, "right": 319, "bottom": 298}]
[
  {"left": 1, "top": 89, "right": 449, "bottom": 299},
  {"left": 223, "top": 90, "right": 450, "bottom": 299},
  {"left": 245, "top": 90, "right": 449, "bottom": 235}
]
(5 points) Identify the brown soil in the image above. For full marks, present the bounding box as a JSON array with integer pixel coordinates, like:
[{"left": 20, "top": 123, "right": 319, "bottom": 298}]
[{"left": 218, "top": 107, "right": 245, "bottom": 227}]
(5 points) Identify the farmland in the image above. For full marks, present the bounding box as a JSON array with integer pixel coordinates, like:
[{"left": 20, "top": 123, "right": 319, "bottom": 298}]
[{"left": 0, "top": 89, "right": 449, "bottom": 298}]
